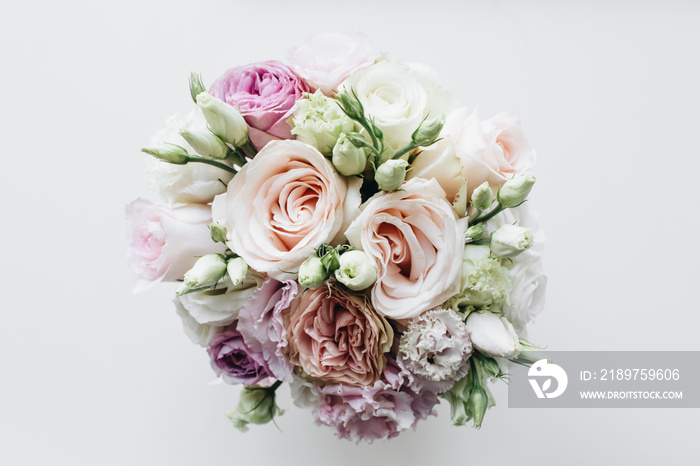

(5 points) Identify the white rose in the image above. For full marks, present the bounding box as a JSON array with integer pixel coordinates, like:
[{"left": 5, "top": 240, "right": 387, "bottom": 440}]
[
  {"left": 465, "top": 311, "right": 521, "bottom": 359},
  {"left": 339, "top": 60, "right": 456, "bottom": 151},
  {"left": 409, "top": 108, "right": 535, "bottom": 202},
  {"left": 176, "top": 272, "right": 264, "bottom": 327},
  {"left": 145, "top": 110, "right": 234, "bottom": 207},
  {"left": 286, "top": 32, "right": 380, "bottom": 95},
  {"left": 486, "top": 204, "right": 547, "bottom": 330}
]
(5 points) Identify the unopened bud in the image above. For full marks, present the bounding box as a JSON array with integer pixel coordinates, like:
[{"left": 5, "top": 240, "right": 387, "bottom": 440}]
[
  {"left": 411, "top": 115, "right": 445, "bottom": 147},
  {"left": 298, "top": 256, "right": 328, "bottom": 289},
  {"left": 471, "top": 181, "right": 494, "bottom": 211},
  {"left": 334, "top": 250, "right": 377, "bottom": 291},
  {"left": 497, "top": 174, "right": 536, "bottom": 208},
  {"left": 209, "top": 223, "right": 227, "bottom": 243},
  {"left": 180, "top": 254, "right": 227, "bottom": 292},
  {"left": 226, "top": 257, "right": 249, "bottom": 286},
  {"left": 465, "top": 224, "right": 485, "bottom": 241},
  {"left": 332, "top": 133, "right": 367, "bottom": 176},
  {"left": 189, "top": 72, "right": 206, "bottom": 103},
  {"left": 179, "top": 128, "right": 229, "bottom": 159},
  {"left": 490, "top": 225, "right": 533, "bottom": 258},
  {"left": 141, "top": 143, "right": 189, "bottom": 164},
  {"left": 375, "top": 159, "right": 409, "bottom": 191},
  {"left": 197, "top": 92, "right": 248, "bottom": 147}
]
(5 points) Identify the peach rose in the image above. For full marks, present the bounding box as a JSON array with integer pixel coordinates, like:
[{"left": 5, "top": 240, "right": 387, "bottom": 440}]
[
  {"left": 345, "top": 178, "right": 468, "bottom": 320},
  {"left": 284, "top": 286, "right": 393, "bottom": 386},
  {"left": 224, "top": 140, "right": 361, "bottom": 280},
  {"left": 409, "top": 108, "right": 535, "bottom": 202}
]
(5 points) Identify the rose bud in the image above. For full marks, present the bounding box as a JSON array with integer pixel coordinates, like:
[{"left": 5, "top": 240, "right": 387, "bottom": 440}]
[
  {"left": 465, "top": 311, "right": 522, "bottom": 359},
  {"left": 334, "top": 250, "right": 377, "bottom": 291},
  {"left": 489, "top": 224, "right": 533, "bottom": 259},
  {"left": 332, "top": 133, "right": 367, "bottom": 176},
  {"left": 226, "top": 257, "right": 249, "bottom": 287},
  {"left": 375, "top": 159, "right": 409, "bottom": 191},
  {"left": 497, "top": 174, "right": 536, "bottom": 208},
  {"left": 178, "top": 253, "right": 228, "bottom": 294},
  {"left": 411, "top": 115, "right": 445, "bottom": 147},
  {"left": 196, "top": 91, "right": 248, "bottom": 147},
  {"left": 298, "top": 256, "right": 328, "bottom": 289}
]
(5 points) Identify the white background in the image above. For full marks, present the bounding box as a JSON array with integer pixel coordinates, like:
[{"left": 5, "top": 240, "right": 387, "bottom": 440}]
[{"left": 2, "top": 0, "right": 699, "bottom": 464}]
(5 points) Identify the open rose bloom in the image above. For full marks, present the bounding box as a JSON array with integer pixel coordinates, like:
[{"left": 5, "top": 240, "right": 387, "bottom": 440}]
[{"left": 127, "top": 33, "right": 546, "bottom": 442}]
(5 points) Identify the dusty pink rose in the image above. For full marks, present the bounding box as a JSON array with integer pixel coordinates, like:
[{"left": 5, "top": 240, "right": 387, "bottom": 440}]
[
  {"left": 125, "top": 198, "right": 223, "bottom": 293},
  {"left": 286, "top": 32, "right": 380, "bottom": 96},
  {"left": 284, "top": 286, "right": 393, "bottom": 387},
  {"left": 210, "top": 61, "right": 312, "bottom": 149},
  {"left": 345, "top": 178, "right": 468, "bottom": 320},
  {"left": 314, "top": 357, "right": 438, "bottom": 443},
  {"left": 410, "top": 108, "right": 536, "bottom": 202},
  {"left": 224, "top": 140, "right": 361, "bottom": 280},
  {"left": 207, "top": 321, "right": 274, "bottom": 387},
  {"left": 237, "top": 278, "right": 298, "bottom": 382}
]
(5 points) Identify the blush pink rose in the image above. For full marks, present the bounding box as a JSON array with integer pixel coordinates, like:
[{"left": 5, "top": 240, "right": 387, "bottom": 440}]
[
  {"left": 284, "top": 286, "right": 393, "bottom": 387},
  {"left": 125, "top": 199, "right": 223, "bottom": 293},
  {"left": 286, "top": 32, "right": 380, "bottom": 96},
  {"left": 210, "top": 61, "right": 312, "bottom": 149},
  {"left": 224, "top": 140, "right": 361, "bottom": 280},
  {"left": 409, "top": 108, "right": 536, "bottom": 202},
  {"left": 345, "top": 178, "right": 468, "bottom": 320}
]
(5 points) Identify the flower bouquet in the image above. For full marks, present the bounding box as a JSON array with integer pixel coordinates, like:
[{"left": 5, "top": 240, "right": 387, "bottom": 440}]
[{"left": 126, "top": 32, "right": 547, "bottom": 442}]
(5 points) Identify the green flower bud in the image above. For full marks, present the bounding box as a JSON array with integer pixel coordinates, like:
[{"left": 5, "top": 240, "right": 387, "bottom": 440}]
[
  {"left": 189, "top": 71, "right": 206, "bottom": 103},
  {"left": 490, "top": 224, "right": 533, "bottom": 258},
  {"left": 448, "top": 396, "right": 470, "bottom": 426},
  {"left": 465, "top": 224, "right": 485, "bottom": 241},
  {"left": 468, "top": 384, "right": 488, "bottom": 428},
  {"left": 411, "top": 115, "right": 445, "bottom": 147},
  {"left": 181, "top": 253, "right": 227, "bottom": 291},
  {"left": 332, "top": 133, "right": 367, "bottom": 176},
  {"left": 298, "top": 256, "right": 328, "bottom": 289},
  {"left": 497, "top": 174, "right": 536, "bottom": 208},
  {"left": 226, "top": 257, "right": 249, "bottom": 287},
  {"left": 335, "top": 90, "right": 364, "bottom": 121},
  {"left": 334, "top": 250, "right": 377, "bottom": 291},
  {"left": 476, "top": 352, "right": 504, "bottom": 379},
  {"left": 291, "top": 90, "right": 355, "bottom": 155},
  {"left": 209, "top": 223, "right": 227, "bottom": 243},
  {"left": 178, "top": 127, "right": 229, "bottom": 159},
  {"left": 319, "top": 249, "right": 340, "bottom": 274},
  {"left": 227, "top": 387, "right": 280, "bottom": 432},
  {"left": 471, "top": 181, "right": 494, "bottom": 211},
  {"left": 196, "top": 91, "right": 248, "bottom": 147},
  {"left": 375, "top": 159, "right": 409, "bottom": 191},
  {"left": 141, "top": 143, "right": 189, "bottom": 164}
]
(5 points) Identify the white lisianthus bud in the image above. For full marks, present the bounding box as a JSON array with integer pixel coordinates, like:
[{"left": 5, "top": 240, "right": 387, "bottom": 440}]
[
  {"left": 497, "top": 174, "right": 536, "bottom": 208},
  {"left": 209, "top": 223, "right": 227, "bottom": 243},
  {"left": 141, "top": 143, "right": 189, "bottom": 164},
  {"left": 298, "top": 256, "right": 328, "bottom": 289},
  {"left": 178, "top": 127, "right": 229, "bottom": 159},
  {"left": 181, "top": 253, "right": 228, "bottom": 291},
  {"left": 465, "top": 311, "right": 522, "bottom": 359},
  {"left": 189, "top": 72, "right": 206, "bottom": 102},
  {"left": 465, "top": 224, "right": 485, "bottom": 241},
  {"left": 334, "top": 250, "right": 377, "bottom": 291},
  {"left": 196, "top": 91, "right": 248, "bottom": 147},
  {"left": 226, "top": 257, "right": 249, "bottom": 286},
  {"left": 411, "top": 115, "right": 445, "bottom": 147},
  {"left": 471, "top": 181, "right": 494, "bottom": 211},
  {"left": 291, "top": 90, "right": 355, "bottom": 155},
  {"left": 332, "top": 133, "right": 367, "bottom": 176},
  {"left": 490, "top": 225, "right": 533, "bottom": 258},
  {"left": 227, "top": 387, "right": 280, "bottom": 432},
  {"left": 376, "top": 159, "right": 409, "bottom": 191}
]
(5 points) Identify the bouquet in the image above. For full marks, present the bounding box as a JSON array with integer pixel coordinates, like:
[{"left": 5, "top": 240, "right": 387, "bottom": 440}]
[{"left": 126, "top": 32, "right": 547, "bottom": 442}]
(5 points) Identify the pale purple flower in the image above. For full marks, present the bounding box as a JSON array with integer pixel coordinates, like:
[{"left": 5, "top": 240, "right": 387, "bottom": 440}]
[
  {"left": 210, "top": 61, "right": 312, "bottom": 149},
  {"left": 207, "top": 322, "right": 274, "bottom": 386},
  {"left": 314, "top": 357, "right": 437, "bottom": 443},
  {"left": 237, "top": 278, "right": 298, "bottom": 382}
]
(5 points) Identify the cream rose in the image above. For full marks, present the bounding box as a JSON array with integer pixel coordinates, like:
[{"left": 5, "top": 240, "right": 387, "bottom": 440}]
[
  {"left": 409, "top": 108, "right": 535, "bottom": 202},
  {"left": 224, "top": 140, "right": 361, "bottom": 280},
  {"left": 345, "top": 178, "right": 468, "bottom": 320},
  {"left": 339, "top": 60, "right": 455, "bottom": 151}
]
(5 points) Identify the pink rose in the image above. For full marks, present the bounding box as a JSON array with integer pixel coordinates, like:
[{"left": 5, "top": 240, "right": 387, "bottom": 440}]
[
  {"left": 286, "top": 32, "right": 380, "bottom": 96},
  {"left": 210, "top": 61, "right": 312, "bottom": 149},
  {"left": 224, "top": 140, "right": 361, "bottom": 280},
  {"left": 409, "top": 108, "right": 536, "bottom": 202},
  {"left": 345, "top": 178, "right": 468, "bottom": 320},
  {"left": 125, "top": 199, "right": 222, "bottom": 292},
  {"left": 284, "top": 286, "right": 393, "bottom": 387}
]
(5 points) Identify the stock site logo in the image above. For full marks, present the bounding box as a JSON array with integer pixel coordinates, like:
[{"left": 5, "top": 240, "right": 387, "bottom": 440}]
[{"left": 528, "top": 359, "right": 568, "bottom": 399}]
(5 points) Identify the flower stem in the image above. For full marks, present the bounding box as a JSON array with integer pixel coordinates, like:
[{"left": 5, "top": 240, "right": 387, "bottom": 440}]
[
  {"left": 186, "top": 155, "right": 237, "bottom": 174},
  {"left": 471, "top": 204, "right": 505, "bottom": 225},
  {"left": 241, "top": 141, "right": 258, "bottom": 158}
]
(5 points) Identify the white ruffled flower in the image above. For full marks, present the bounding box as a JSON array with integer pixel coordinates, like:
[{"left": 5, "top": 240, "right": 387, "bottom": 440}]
[
  {"left": 290, "top": 90, "right": 355, "bottom": 155},
  {"left": 289, "top": 376, "right": 323, "bottom": 409},
  {"left": 145, "top": 110, "right": 234, "bottom": 207},
  {"left": 398, "top": 308, "right": 472, "bottom": 394},
  {"left": 176, "top": 272, "right": 264, "bottom": 327},
  {"left": 173, "top": 298, "right": 218, "bottom": 347},
  {"left": 450, "top": 245, "right": 511, "bottom": 309}
]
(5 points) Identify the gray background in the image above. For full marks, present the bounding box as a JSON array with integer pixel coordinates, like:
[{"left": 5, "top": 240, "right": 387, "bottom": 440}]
[{"left": 2, "top": 0, "right": 698, "bottom": 464}]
